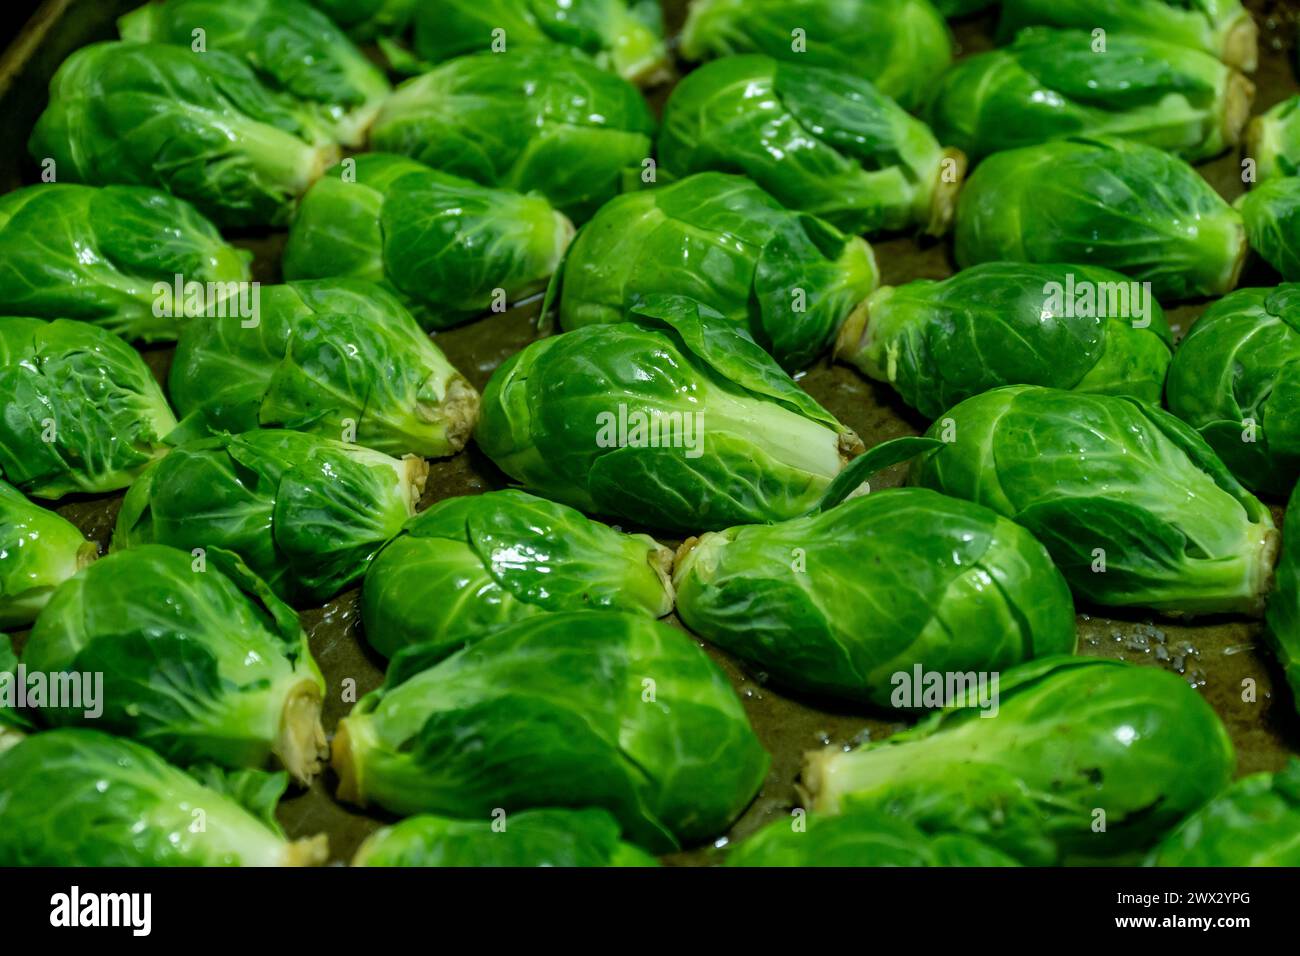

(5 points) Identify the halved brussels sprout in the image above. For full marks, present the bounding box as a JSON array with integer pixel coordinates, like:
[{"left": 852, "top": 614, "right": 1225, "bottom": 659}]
[
  {"left": 411, "top": 0, "right": 670, "bottom": 86},
  {"left": 113, "top": 431, "right": 427, "bottom": 605},
  {"left": 1236, "top": 177, "right": 1300, "bottom": 281},
  {"left": 0, "top": 184, "right": 251, "bottom": 343},
  {"left": 168, "top": 278, "right": 479, "bottom": 458},
  {"left": 929, "top": 28, "right": 1252, "bottom": 163},
  {"left": 0, "top": 729, "right": 328, "bottom": 866},
  {"left": 333, "top": 611, "right": 768, "bottom": 852},
  {"left": 362, "top": 490, "right": 674, "bottom": 659},
  {"left": 727, "top": 809, "right": 1019, "bottom": 867},
  {"left": 476, "top": 296, "right": 867, "bottom": 533},
  {"left": 674, "top": 488, "right": 1076, "bottom": 704},
  {"left": 558, "top": 173, "right": 879, "bottom": 370},
  {"left": 1264, "top": 483, "right": 1300, "bottom": 714},
  {"left": 0, "top": 480, "right": 96, "bottom": 628},
  {"left": 955, "top": 137, "right": 1247, "bottom": 301},
  {"left": 0, "top": 317, "right": 176, "bottom": 499},
  {"left": 24, "top": 545, "right": 327, "bottom": 782},
  {"left": 804, "top": 657, "right": 1235, "bottom": 864},
  {"left": 283, "top": 154, "right": 574, "bottom": 329},
  {"left": 30, "top": 42, "right": 339, "bottom": 228},
  {"left": 837, "top": 262, "right": 1173, "bottom": 419},
  {"left": 1247, "top": 95, "right": 1300, "bottom": 182},
  {"left": 997, "top": 0, "right": 1257, "bottom": 71},
  {"left": 370, "top": 50, "right": 655, "bottom": 222},
  {"left": 1166, "top": 286, "right": 1300, "bottom": 496},
  {"left": 354, "top": 807, "right": 659, "bottom": 866},
  {"left": 118, "top": 0, "right": 391, "bottom": 147},
  {"left": 678, "top": 0, "right": 952, "bottom": 112},
  {"left": 659, "top": 56, "right": 964, "bottom": 237},
  {"left": 1147, "top": 760, "right": 1300, "bottom": 866},
  {"left": 910, "top": 386, "right": 1277, "bottom": 616}
]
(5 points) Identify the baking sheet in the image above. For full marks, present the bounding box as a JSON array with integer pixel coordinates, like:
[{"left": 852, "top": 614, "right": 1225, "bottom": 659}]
[{"left": 1, "top": 0, "right": 1297, "bottom": 866}]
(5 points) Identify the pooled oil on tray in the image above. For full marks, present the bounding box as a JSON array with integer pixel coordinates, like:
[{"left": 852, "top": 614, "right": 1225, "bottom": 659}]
[{"left": 2, "top": 0, "right": 1298, "bottom": 866}]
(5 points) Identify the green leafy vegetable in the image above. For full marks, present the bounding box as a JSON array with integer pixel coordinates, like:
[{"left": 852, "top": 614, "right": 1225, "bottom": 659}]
[
  {"left": 332, "top": 610, "right": 768, "bottom": 852},
  {"left": 0, "top": 317, "right": 176, "bottom": 499},
  {"left": 362, "top": 489, "right": 674, "bottom": 659},
  {"left": 370, "top": 50, "right": 655, "bottom": 222},
  {"left": 955, "top": 137, "right": 1247, "bottom": 301},
  {"left": 1264, "top": 482, "right": 1300, "bottom": 713},
  {"left": 674, "top": 488, "right": 1076, "bottom": 704},
  {"left": 23, "top": 544, "right": 328, "bottom": 782},
  {"left": 354, "top": 807, "right": 660, "bottom": 866},
  {"left": 1247, "top": 95, "right": 1300, "bottom": 182},
  {"left": 1147, "top": 760, "right": 1300, "bottom": 866},
  {"left": 997, "top": 0, "right": 1257, "bottom": 71},
  {"left": 910, "top": 386, "right": 1278, "bottom": 616},
  {"left": 168, "top": 278, "right": 479, "bottom": 458},
  {"left": 838, "top": 262, "right": 1173, "bottom": 419},
  {"left": 113, "top": 431, "right": 426, "bottom": 604},
  {"left": 0, "top": 479, "right": 96, "bottom": 627},
  {"left": 283, "top": 154, "right": 574, "bottom": 329},
  {"left": 0, "top": 729, "right": 328, "bottom": 865},
  {"left": 1166, "top": 285, "right": 1300, "bottom": 496},
  {"left": 557, "top": 173, "right": 879, "bottom": 370},
  {"left": 930, "top": 28, "right": 1252, "bottom": 163},
  {"left": 306, "top": 0, "right": 414, "bottom": 40},
  {"left": 0, "top": 184, "right": 251, "bottom": 343},
  {"left": 476, "top": 295, "right": 866, "bottom": 533},
  {"left": 411, "top": 0, "right": 669, "bottom": 86},
  {"left": 30, "top": 41, "right": 340, "bottom": 228},
  {"left": 678, "top": 0, "right": 953, "bottom": 112},
  {"left": 119, "top": 0, "right": 391, "bottom": 148},
  {"left": 659, "top": 56, "right": 965, "bottom": 237},
  {"left": 727, "top": 809, "right": 1020, "bottom": 867},
  {"left": 1236, "top": 177, "right": 1300, "bottom": 281},
  {"left": 804, "top": 657, "right": 1235, "bottom": 864}
]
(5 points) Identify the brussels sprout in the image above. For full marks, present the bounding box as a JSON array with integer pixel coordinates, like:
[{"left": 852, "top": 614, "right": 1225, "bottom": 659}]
[
  {"left": 362, "top": 490, "right": 673, "bottom": 659},
  {"left": 804, "top": 657, "right": 1235, "bottom": 864},
  {"left": 0, "top": 317, "right": 176, "bottom": 499},
  {"left": 997, "top": 0, "right": 1258, "bottom": 71},
  {"left": 370, "top": 51, "right": 655, "bottom": 222},
  {"left": 929, "top": 28, "right": 1253, "bottom": 163},
  {"left": 726, "top": 809, "right": 1019, "bottom": 867},
  {"left": 955, "top": 138, "right": 1247, "bottom": 301},
  {"left": 558, "top": 174, "right": 879, "bottom": 370},
  {"left": 119, "top": 0, "right": 391, "bottom": 148},
  {"left": 1146, "top": 760, "right": 1300, "bottom": 866},
  {"left": 1247, "top": 95, "right": 1300, "bottom": 182},
  {"left": 114, "top": 431, "right": 426, "bottom": 605},
  {"left": 283, "top": 155, "right": 574, "bottom": 329},
  {"left": 659, "top": 57, "right": 965, "bottom": 238},
  {"left": 332, "top": 611, "right": 769, "bottom": 851},
  {"left": 0, "top": 184, "right": 251, "bottom": 343},
  {"left": 1264, "top": 483, "right": 1300, "bottom": 713},
  {"left": 1166, "top": 286, "right": 1300, "bottom": 496},
  {"left": 23, "top": 545, "right": 328, "bottom": 781},
  {"left": 30, "top": 42, "right": 339, "bottom": 228},
  {"left": 1235, "top": 177, "right": 1300, "bottom": 282},
  {"left": 678, "top": 0, "right": 952, "bottom": 112},
  {"left": 476, "top": 296, "right": 868, "bottom": 534},
  {"left": 168, "top": 279, "right": 479, "bottom": 458},
  {"left": 354, "top": 807, "right": 659, "bottom": 866},
  {"left": 307, "top": 0, "right": 414, "bottom": 40},
  {"left": 0, "top": 480, "right": 96, "bottom": 628},
  {"left": 0, "top": 729, "right": 328, "bottom": 866},
  {"left": 910, "top": 386, "right": 1278, "bottom": 616},
  {"left": 411, "top": 0, "right": 669, "bottom": 86},
  {"left": 674, "top": 488, "right": 1076, "bottom": 705},
  {"left": 837, "top": 262, "right": 1173, "bottom": 419}
]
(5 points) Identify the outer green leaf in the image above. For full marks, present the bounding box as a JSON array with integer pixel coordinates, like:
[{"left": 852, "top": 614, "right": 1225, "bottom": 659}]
[
  {"left": 333, "top": 611, "right": 769, "bottom": 852},
  {"left": 1247, "top": 95, "right": 1300, "bottom": 182},
  {"left": 306, "top": 0, "right": 414, "bottom": 40},
  {"left": 1236, "top": 177, "right": 1300, "bottom": 281},
  {"left": 0, "top": 479, "right": 96, "bottom": 627}
]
